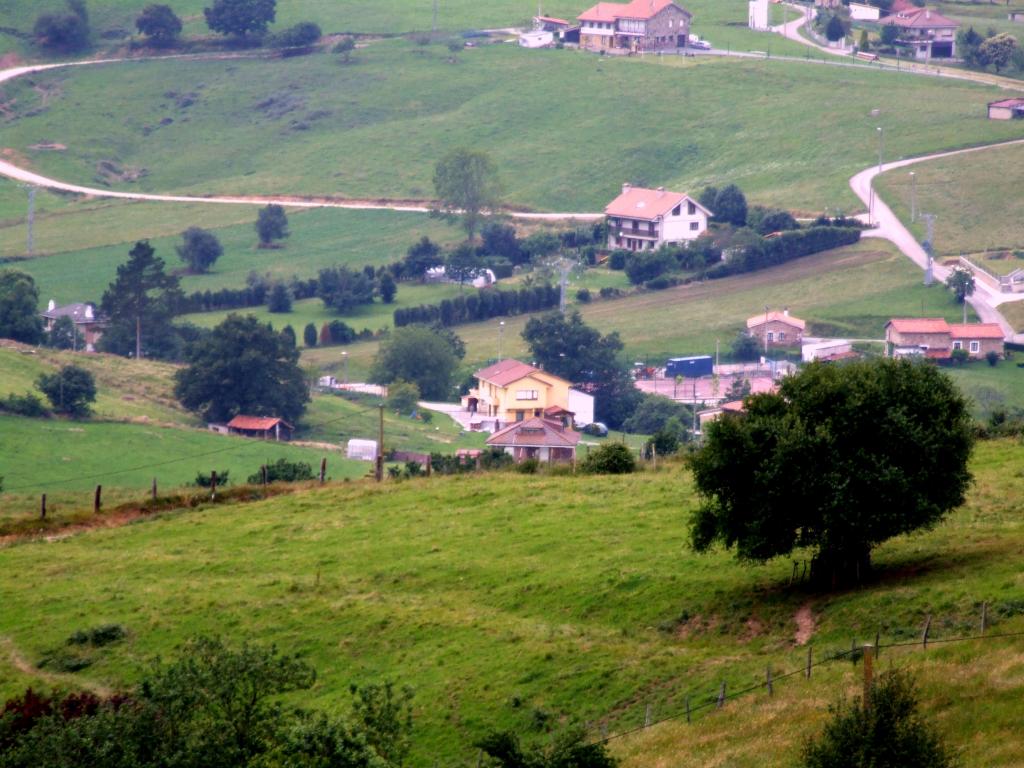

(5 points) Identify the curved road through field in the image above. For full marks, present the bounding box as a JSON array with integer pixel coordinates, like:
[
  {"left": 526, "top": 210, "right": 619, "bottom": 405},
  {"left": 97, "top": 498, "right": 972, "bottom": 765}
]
[{"left": 2, "top": 54, "right": 1023, "bottom": 335}]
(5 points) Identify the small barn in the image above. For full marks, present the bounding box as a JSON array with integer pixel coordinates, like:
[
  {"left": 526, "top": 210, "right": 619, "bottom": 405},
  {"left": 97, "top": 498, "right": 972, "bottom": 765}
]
[
  {"left": 226, "top": 416, "right": 293, "bottom": 441},
  {"left": 988, "top": 98, "right": 1024, "bottom": 120}
]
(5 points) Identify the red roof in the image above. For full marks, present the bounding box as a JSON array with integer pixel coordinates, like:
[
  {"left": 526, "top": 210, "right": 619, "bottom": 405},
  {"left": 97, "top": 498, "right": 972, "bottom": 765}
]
[
  {"left": 950, "top": 323, "right": 1004, "bottom": 340},
  {"left": 535, "top": 15, "right": 570, "bottom": 25},
  {"left": 746, "top": 311, "right": 806, "bottom": 331},
  {"left": 884, "top": 8, "right": 959, "bottom": 28},
  {"left": 579, "top": 0, "right": 689, "bottom": 24},
  {"left": 475, "top": 359, "right": 550, "bottom": 387},
  {"left": 990, "top": 98, "right": 1024, "bottom": 109},
  {"left": 543, "top": 405, "right": 574, "bottom": 416},
  {"left": 886, "top": 318, "right": 952, "bottom": 335},
  {"left": 487, "top": 417, "right": 581, "bottom": 448},
  {"left": 605, "top": 185, "right": 709, "bottom": 221},
  {"left": 227, "top": 415, "right": 290, "bottom": 431}
]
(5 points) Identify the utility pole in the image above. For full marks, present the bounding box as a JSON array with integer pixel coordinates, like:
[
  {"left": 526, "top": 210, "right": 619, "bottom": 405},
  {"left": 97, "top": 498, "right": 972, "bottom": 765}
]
[
  {"left": 558, "top": 259, "right": 572, "bottom": 314},
  {"left": 376, "top": 404, "right": 384, "bottom": 482},
  {"left": 920, "top": 213, "right": 936, "bottom": 287},
  {"left": 498, "top": 320, "right": 505, "bottom": 361},
  {"left": 432, "top": 0, "right": 438, "bottom": 34},
  {"left": 22, "top": 185, "right": 35, "bottom": 255},
  {"left": 763, "top": 305, "right": 770, "bottom": 359},
  {"left": 909, "top": 171, "right": 917, "bottom": 223}
]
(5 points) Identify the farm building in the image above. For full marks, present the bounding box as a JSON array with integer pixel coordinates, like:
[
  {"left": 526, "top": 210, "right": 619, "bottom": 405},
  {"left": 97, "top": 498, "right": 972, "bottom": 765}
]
[
  {"left": 848, "top": 2, "right": 881, "bottom": 21},
  {"left": 486, "top": 416, "right": 580, "bottom": 464},
  {"left": 519, "top": 29, "right": 554, "bottom": 47},
  {"left": 885, "top": 318, "right": 1005, "bottom": 359},
  {"left": 578, "top": 0, "right": 692, "bottom": 53},
  {"left": 746, "top": 309, "right": 806, "bottom": 347},
  {"left": 1009, "top": 11, "right": 1024, "bottom": 22},
  {"left": 802, "top": 339, "right": 853, "bottom": 362},
  {"left": 40, "top": 300, "right": 106, "bottom": 352},
  {"left": 988, "top": 98, "right": 1024, "bottom": 120},
  {"left": 605, "top": 183, "right": 711, "bottom": 251},
  {"left": 226, "top": 416, "right": 293, "bottom": 441}
]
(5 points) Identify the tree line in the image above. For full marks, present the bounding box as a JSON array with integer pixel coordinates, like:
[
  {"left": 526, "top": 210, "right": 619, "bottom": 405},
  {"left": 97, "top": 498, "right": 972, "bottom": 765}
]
[{"left": 393, "top": 284, "right": 561, "bottom": 328}]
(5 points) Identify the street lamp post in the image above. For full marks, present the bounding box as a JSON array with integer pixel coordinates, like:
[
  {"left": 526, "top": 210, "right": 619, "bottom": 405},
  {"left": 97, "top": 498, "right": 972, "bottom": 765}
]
[
  {"left": 763, "top": 305, "right": 770, "bottom": 360},
  {"left": 877, "top": 126, "right": 884, "bottom": 175},
  {"left": 342, "top": 350, "right": 348, "bottom": 385},
  {"left": 498, "top": 320, "right": 505, "bottom": 361},
  {"left": 909, "top": 171, "right": 917, "bottom": 223}
]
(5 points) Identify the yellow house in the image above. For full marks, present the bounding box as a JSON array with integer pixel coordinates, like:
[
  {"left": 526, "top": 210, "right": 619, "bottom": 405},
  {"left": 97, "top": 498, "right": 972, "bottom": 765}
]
[{"left": 463, "top": 359, "right": 574, "bottom": 429}]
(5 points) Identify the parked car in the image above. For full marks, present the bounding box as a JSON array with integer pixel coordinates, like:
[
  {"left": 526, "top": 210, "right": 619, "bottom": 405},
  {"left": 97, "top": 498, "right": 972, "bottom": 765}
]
[
  {"left": 690, "top": 39, "right": 712, "bottom": 50},
  {"left": 582, "top": 422, "right": 609, "bottom": 437}
]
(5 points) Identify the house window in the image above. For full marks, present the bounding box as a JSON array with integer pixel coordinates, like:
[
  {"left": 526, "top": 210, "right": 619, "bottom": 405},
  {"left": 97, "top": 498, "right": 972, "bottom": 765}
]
[
  {"left": 970, "top": 341, "right": 980, "bottom": 353},
  {"left": 516, "top": 389, "right": 539, "bottom": 400},
  {"left": 688, "top": 201, "right": 696, "bottom": 215},
  {"left": 515, "top": 410, "right": 525, "bottom": 422},
  {"left": 689, "top": 222, "right": 699, "bottom": 231},
  {"left": 672, "top": 204, "right": 681, "bottom": 216},
  {"left": 778, "top": 332, "right": 786, "bottom": 341},
  {"left": 767, "top": 331, "right": 774, "bottom": 342},
  {"left": 952, "top": 341, "right": 962, "bottom": 350}
]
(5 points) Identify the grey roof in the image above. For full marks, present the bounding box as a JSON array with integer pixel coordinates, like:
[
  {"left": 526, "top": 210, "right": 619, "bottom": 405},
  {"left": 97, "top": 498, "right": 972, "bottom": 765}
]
[{"left": 40, "top": 302, "right": 105, "bottom": 324}]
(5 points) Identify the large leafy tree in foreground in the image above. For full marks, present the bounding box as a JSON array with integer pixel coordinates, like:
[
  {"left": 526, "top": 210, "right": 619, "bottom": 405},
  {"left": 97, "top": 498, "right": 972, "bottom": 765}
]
[
  {"left": 690, "top": 359, "right": 974, "bottom": 587},
  {"left": 371, "top": 324, "right": 462, "bottom": 401},
  {"left": 174, "top": 314, "right": 309, "bottom": 423},
  {"left": 0, "top": 270, "right": 44, "bottom": 344}
]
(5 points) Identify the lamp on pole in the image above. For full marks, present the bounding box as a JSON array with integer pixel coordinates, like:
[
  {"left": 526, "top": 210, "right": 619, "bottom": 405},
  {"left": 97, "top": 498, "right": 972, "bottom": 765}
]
[
  {"left": 763, "top": 304, "right": 770, "bottom": 360},
  {"left": 876, "top": 126, "right": 884, "bottom": 175},
  {"left": 909, "top": 171, "right": 917, "bottom": 223},
  {"left": 498, "top": 320, "right": 505, "bottom": 361},
  {"left": 342, "top": 350, "right": 348, "bottom": 385}
]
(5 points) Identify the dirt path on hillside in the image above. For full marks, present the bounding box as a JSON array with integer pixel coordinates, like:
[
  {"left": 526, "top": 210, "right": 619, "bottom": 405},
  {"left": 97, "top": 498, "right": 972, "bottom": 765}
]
[
  {"left": 794, "top": 602, "right": 815, "bottom": 645},
  {"left": 0, "top": 635, "right": 113, "bottom": 696}
]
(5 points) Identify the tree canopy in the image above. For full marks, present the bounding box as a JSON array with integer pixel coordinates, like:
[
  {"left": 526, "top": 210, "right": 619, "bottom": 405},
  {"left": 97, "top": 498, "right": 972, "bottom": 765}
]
[
  {"left": 0, "top": 270, "right": 44, "bottom": 345},
  {"left": 521, "top": 311, "right": 641, "bottom": 428},
  {"left": 945, "top": 265, "right": 975, "bottom": 304},
  {"left": 174, "top": 314, "right": 309, "bottom": 423},
  {"left": 371, "top": 325, "right": 462, "bottom": 401},
  {"left": 317, "top": 266, "right": 375, "bottom": 313},
  {"left": 36, "top": 365, "right": 96, "bottom": 417},
  {"left": 136, "top": 4, "right": 182, "bottom": 45},
  {"left": 713, "top": 185, "right": 748, "bottom": 227},
  {"left": 99, "top": 241, "right": 184, "bottom": 360},
  {"left": 177, "top": 227, "right": 224, "bottom": 273},
  {"left": 256, "top": 204, "right": 289, "bottom": 246},
  {"left": 433, "top": 149, "right": 502, "bottom": 241},
  {"left": 690, "top": 359, "right": 974, "bottom": 586},
  {"left": 34, "top": 0, "right": 89, "bottom": 52},
  {"left": 204, "top": 0, "right": 276, "bottom": 37}
]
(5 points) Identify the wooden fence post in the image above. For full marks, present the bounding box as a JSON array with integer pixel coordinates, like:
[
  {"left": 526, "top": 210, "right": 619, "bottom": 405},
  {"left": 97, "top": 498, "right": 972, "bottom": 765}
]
[
  {"left": 210, "top": 470, "right": 217, "bottom": 501},
  {"left": 716, "top": 681, "right": 726, "bottom": 709},
  {"left": 766, "top": 665, "right": 773, "bottom": 696},
  {"left": 151, "top": 477, "right": 157, "bottom": 501},
  {"left": 685, "top": 695, "right": 691, "bottom": 724},
  {"left": 874, "top": 629, "right": 880, "bottom": 659},
  {"left": 93, "top": 484, "right": 102, "bottom": 513},
  {"left": 40, "top": 493, "right": 46, "bottom": 520},
  {"left": 319, "top": 457, "right": 327, "bottom": 484},
  {"left": 426, "top": 455, "right": 432, "bottom": 477},
  {"left": 644, "top": 702, "right": 651, "bottom": 727},
  {"left": 806, "top": 645, "right": 812, "bottom": 679},
  {"left": 863, "top": 643, "right": 874, "bottom": 710},
  {"left": 922, "top": 614, "right": 931, "bottom": 649},
  {"left": 981, "top": 601, "right": 988, "bottom": 636}
]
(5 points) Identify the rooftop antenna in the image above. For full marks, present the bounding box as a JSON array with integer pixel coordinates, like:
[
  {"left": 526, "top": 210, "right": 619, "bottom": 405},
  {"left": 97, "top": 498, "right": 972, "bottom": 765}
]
[{"left": 920, "top": 213, "right": 936, "bottom": 287}]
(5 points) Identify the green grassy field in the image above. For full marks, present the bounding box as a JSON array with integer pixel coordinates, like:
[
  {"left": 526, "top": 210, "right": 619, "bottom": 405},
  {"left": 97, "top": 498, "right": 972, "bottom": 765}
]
[
  {"left": 875, "top": 142, "right": 1024, "bottom": 257},
  {"left": 4, "top": 43, "right": 1022, "bottom": 214},
  {"left": 0, "top": 439, "right": 1021, "bottom": 765}
]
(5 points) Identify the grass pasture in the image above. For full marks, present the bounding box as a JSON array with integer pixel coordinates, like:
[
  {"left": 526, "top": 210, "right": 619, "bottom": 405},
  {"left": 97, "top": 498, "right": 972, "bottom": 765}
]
[
  {"left": 875, "top": 141, "right": 1024, "bottom": 257},
  {"left": 0, "top": 439, "right": 1022, "bottom": 766},
  {"left": 3, "top": 44, "right": 1022, "bottom": 214}
]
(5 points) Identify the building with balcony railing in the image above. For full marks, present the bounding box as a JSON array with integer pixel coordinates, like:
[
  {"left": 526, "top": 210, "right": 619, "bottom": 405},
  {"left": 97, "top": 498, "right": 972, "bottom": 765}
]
[
  {"left": 578, "top": 0, "right": 692, "bottom": 53},
  {"left": 605, "top": 183, "right": 712, "bottom": 251}
]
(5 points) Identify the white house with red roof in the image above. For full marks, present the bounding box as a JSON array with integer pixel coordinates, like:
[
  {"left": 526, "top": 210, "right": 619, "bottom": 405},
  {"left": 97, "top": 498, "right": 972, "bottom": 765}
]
[
  {"left": 486, "top": 416, "right": 581, "bottom": 464},
  {"left": 578, "top": 0, "right": 692, "bottom": 53},
  {"left": 882, "top": 7, "right": 960, "bottom": 60},
  {"left": 605, "top": 183, "right": 711, "bottom": 251},
  {"left": 885, "top": 318, "right": 1004, "bottom": 359}
]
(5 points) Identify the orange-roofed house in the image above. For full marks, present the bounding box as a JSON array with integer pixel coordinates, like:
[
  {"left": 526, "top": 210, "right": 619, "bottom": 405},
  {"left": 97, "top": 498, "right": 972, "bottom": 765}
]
[
  {"left": 605, "top": 183, "right": 711, "bottom": 251},
  {"left": 486, "top": 417, "right": 581, "bottom": 464},
  {"left": 462, "top": 359, "right": 594, "bottom": 430},
  {"left": 882, "top": 7, "right": 960, "bottom": 60},
  {"left": 578, "top": 0, "right": 693, "bottom": 53},
  {"left": 226, "top": 415, "right": 294, "bottom": 441},
  {"left": 885, "top": 318, "right": 1004, "bottom": 359},
  {"left": 746, "top": 309, "right": 806, "bottom": 347}
]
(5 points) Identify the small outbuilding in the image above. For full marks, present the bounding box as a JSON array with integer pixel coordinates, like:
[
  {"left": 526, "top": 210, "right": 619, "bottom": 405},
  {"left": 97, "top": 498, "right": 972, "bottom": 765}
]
[
  {"left": 988, "top": 98, "right": 1024, "bottom": 120},
  {"left": 346, "top": 439, "right": 379, "bottom": 462},
  {"left": 226, "top": 416, "right": 293, "bottom": 441}
]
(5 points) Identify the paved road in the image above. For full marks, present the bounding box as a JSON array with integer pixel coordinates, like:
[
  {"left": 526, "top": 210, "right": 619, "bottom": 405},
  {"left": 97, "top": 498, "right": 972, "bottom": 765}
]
[{"left": 849, "top": 139, "right": 1024, "bottom": 340}]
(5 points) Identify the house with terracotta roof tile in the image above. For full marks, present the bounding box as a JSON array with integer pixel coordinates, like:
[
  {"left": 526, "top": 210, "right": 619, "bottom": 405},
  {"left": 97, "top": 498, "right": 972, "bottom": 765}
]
[
  {"left": 882, "top": 7, "right": 960, "bottom": 60},
  {"left": 462, "top": 359, "right": 594, "bottom": 430},
  {"left": 578, "top": 0, "right": 692, "bottom": 53},
  {"left": 746, "top": 309, "right": 806, "bottom": 347},
  {"left": 605, "top": 183, "right": 711, "bottom": 251},
  {"left": 226, "top": 415, "right": 293, "bottom": 441},
  {"left": 486, "top": 416, "right": 581, "bottom": 463},
  {"left": 885, "top": 318, "right": 1004, "bottom": 359}
]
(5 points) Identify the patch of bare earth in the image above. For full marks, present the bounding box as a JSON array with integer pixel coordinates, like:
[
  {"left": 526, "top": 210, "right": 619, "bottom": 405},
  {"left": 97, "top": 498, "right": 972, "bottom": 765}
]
[
  {"left": 0, "top": 636, "right": 113, "bottom": 697},
  {"left": 794, "top": 602, "right": 815, "bottom": 645}
]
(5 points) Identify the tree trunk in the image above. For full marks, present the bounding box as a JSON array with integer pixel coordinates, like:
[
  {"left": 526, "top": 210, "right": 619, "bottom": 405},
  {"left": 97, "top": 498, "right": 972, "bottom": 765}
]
[
  {"left": 135, "top": 314, "right": 141, "bottom": 360},
  {"left": 809, "top": 547, "right": 872, "bottom": 590}
]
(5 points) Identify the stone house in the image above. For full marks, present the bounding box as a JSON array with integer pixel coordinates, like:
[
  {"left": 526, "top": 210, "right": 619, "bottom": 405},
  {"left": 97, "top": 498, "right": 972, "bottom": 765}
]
[
  {"left": 746, "top": 309, "right": 806, "bottom": 347},
  {"left": 605, "top": 184, "right": 711, "bottom": 251},
  {"left": 885, "top": 318, "right": 1005, "bottom": 359},
  {"left": 578, "top": 0, "right": 692, "bottom": 53}
]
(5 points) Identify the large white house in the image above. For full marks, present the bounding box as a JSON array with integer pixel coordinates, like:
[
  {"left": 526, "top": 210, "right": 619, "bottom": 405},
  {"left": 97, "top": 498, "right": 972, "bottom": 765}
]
[{"left": 605, "top": 183, "right": 712, "bottom": 251}]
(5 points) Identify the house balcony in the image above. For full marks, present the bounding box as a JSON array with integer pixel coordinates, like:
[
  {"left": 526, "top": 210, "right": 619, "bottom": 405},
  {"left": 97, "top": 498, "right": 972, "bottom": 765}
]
[{"left": 620, "top": 229, "right": 660, "bottom": 240}]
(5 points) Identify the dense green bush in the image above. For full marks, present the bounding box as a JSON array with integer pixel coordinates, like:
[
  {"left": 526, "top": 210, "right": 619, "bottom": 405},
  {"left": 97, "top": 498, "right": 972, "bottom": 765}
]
[
  {"left": 705, "top": 226, "right": 861, "bottom": 280},
  {"left": 0, "top": 392, "right": 50, "bottom": 418},
  {"left": 247, "top": 458, "right": 315, "bottom": 484},
  {"left": 269, "top": 21, "right": 321, "bottom": 49},
  {"left": 581, "top": 443, "right": 636, "bottom": 474}
]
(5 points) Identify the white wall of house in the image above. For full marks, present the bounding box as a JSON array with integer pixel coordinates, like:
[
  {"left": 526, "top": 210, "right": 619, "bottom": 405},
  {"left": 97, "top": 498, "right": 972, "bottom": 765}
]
[
  {"left": 661, "top": 204, "right": 709, "bottom": 242},
  {"left": 748, "top": 0, "right": 769, "bottom": 30},
  {"left": 568, "top": 389, "right": 595, "bottom": 426},
  {"left": 849, "top": 3, "right": 880, "bottom": 21}
]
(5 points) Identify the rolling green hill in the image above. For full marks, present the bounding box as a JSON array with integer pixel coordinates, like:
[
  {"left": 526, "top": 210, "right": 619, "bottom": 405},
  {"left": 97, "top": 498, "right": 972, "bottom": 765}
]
[{"left": 1, "top": 439, "right": 1021, "bottom": 765}]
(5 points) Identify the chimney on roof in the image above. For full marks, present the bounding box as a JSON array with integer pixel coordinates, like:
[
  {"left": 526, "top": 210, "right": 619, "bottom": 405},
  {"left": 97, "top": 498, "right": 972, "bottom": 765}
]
[
  {"left": 656, "top": 186, "right": 665, "bottom": 197},
  {"left": 783, "top": 307, "right": 789, "bottom": 316},
  {"left": 925, "top": 10, "right": 930, "bottom": 18},
  {"left": 85, "top": 304, "right": 94, "bottom": 320},
  {"left": 622, "top": 182, "right": 632, "bottom": 194},
  {"left": 47, "top": 299, "right": 55, "bottom": 312}
]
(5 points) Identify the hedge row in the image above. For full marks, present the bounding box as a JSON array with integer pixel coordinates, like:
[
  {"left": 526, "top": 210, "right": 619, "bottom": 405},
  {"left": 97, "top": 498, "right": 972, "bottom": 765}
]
[
  {"left": 706, "top": 226, "right": 861, "bottom": 280},
  {"left": 394, "top": 284, "right": 560, "bottom": 328}
]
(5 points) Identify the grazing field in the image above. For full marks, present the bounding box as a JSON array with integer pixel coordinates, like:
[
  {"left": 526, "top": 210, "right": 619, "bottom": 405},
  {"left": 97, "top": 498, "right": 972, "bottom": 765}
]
[
  {"left": 3, "top": 44, "right": 1022, "bottom": 214},
  {"left": 0, "top": 439, "right": 1021, "bottom": 765},
  {"left": 303, "top": 241, "right": 978, "bottom": 379},
  {"left": 875, "top": 142, "right": 1024, "bottom": 257}
]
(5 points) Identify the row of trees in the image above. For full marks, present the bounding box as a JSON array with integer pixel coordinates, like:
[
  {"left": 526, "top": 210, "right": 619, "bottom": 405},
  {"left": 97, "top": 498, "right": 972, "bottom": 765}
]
[
  {"left": 959, "top": 26, "right": 1022, "bottom": 74},
  {"left": 393, "top": 285, "right": 560, "bottom": 328}
]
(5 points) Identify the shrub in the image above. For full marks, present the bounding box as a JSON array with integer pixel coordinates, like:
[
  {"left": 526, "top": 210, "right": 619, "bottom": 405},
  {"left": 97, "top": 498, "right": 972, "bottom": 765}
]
[
  {"left": 303, "top": 322, "right": 318, "bottom": 348},
  {"left": 515, "top": 458, "right": 540, "bottom": 474},
  {"left": 247, "top": 458, "right": 314, "bottom": 484},
  {"left": 66, "top": 624, "right": 127, "bottom": 647},
  {"left": 194, "top": 469, "right": 230, "bottom": 488},
  {"left": 269, "top": 21, "right": 321, "bottom": 49},
  {"left": 267, "top": 283, "right": 292, "bottom": 313},
  {"left": 575, "top": 288, "right": 592, "bottom": 303},
  {"left": 387, "top": 379, "right": 421, "bottom": 413},
  {"left": 136, "top": 4, "right": 182, "bottom": 46},
  {"left": 644, "top": 275, "right": 674, "bottom": 290},
  {"left": 608, "top": 249, "right": 628, "bottom": 270},
  {"left": 0, "top": 392, "right": 50, "bottom": 418},
  {"left": 624, "top": 249, "right": 676, "bottom": 285},
  {"left": 986, "top": 350, "right": 999, "bottom": 367},
  {"left": 598, "top": 286, "right": 621, "bottom": 299},
  {"left": 36, "top": 365, "right": 96, "bottom": 417},
  {"left": 34, "top": 1, "right": 89, "bottom": 52},
  {"left": 802, "top": 671, "right": 956, "bottom": 768},
  {"left": 582, "top": 443, "right": 636, "bottom": 474}
]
